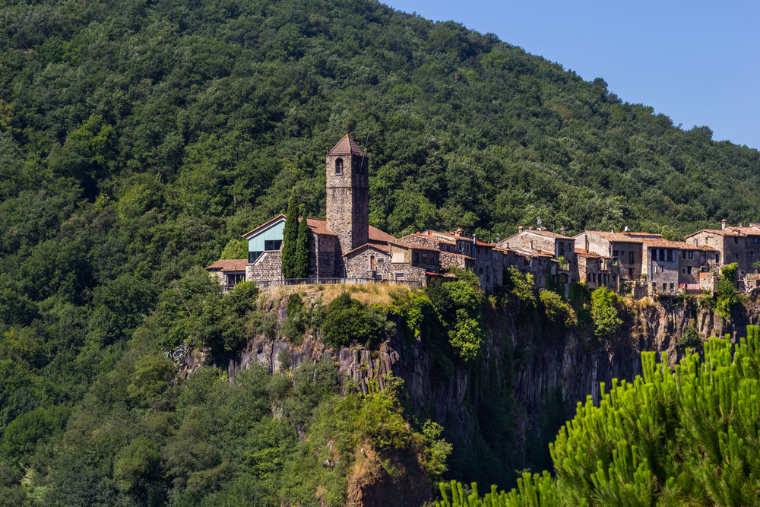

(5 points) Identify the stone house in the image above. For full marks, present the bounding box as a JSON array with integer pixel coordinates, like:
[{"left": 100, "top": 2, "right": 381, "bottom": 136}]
[
  {"left": 500, "top": 246, "right": 552, "bottom": 290},
  {"left": 343, "top": 242, "right": 440, "bottom": 286},
  {"left": 574, "top": 249, "right": 620, "bottom": 291},
  {"left": 574, "top": 231, "right": 643, "bottom": 281},
  {"left": 498, "top": 228, "right": 575, "bottom": 286},
  {"left": 685, "top": 220, "right": 760, "bottom": 279},
  {"left": 636, "top": 236, "right": 718, "bottom": 294},
  {"left": 206, "top": 259, "right": 248, "bottom": 292}
]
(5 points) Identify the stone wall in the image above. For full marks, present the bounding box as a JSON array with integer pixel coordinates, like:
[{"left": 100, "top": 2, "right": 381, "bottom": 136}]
[
  {"left": 247, "top": 250, "right": 283, "bottom": 283},
  {"left": 309, "top": 232, "right": 337, "bottom": 279},
  {"left": 439, "top": 251, "right": 472, "bottom": 270}
]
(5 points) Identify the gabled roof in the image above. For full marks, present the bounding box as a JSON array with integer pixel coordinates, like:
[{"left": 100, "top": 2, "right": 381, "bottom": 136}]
[
  {"left": 640, "top": 238, "right": 718, "bottom": 251},
  {"left": 575, "top": 248, "right": 605, "bottom": 259},
  {"left": 576, "top": 231, "right": 644, "bottom": 243},
  {"left": 368, "top": 226, "right": 396, "bottom": 243},
  {"left": 519, "top": 229, "right": 574, "bottom": 240},
  {"left": 206, "top": 259, "right": 248, "bottom": 272},
  {"left": 328, "top": 134, "right": 366, "bottom": 157},
  {"left": 343, "top": 243, "right": 391, "bottom": 257},
  {"left": 242, "top": 214, "right": 286, "bottom": 239},
  {"left": 304, "top": 218, "right": 338, "bottom": 236},
  {"left": 685, "top": 228, "right": 742, "bottom": 238}
]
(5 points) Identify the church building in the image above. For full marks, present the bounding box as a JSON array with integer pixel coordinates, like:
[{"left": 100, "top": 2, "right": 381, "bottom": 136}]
[{"left": 212, "top": 135, "right": 442, "bottom": 287}]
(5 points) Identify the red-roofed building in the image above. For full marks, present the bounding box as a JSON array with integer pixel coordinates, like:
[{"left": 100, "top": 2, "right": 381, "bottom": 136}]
[{"left": 685, "top": 220, "right": 760, "bottom": 279}]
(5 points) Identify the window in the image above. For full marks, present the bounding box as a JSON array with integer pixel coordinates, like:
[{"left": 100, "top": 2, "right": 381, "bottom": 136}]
[
  {"left": 735, "top": 237, "right": 738, "bottom": 244},
  {"left": 663, "top": 283, "right": 667, "bottom": 291},
  {"left": 538, "top": 258, "right": 542, "bottom": 266},
  {"left": 378, "top": 258, "right": 385, "bottom": 268},
  {"left": 370, "top": 256, "right": 375, "bottom": 271},
  {"left": 559, "top": 273, "right": 568, "bottom": 283},
  {"left": 613, "top": 250, "right": 619, "bottom": 258},
  {"left": 249, "top": 251, "right": 262, "bottom": 263},
  {"left": 629, "top": 251, "right": 634, "bottom": 264},
  {"left": 412, "top": 252, "right": 419, "bottom": 263},
  {"left": 682, "top": 250, "right": 686, "bottom": 259},
  {"left": 264, "top": 240, "right": 282, "bottom": 251},
  {"left": 717, "top": 253, "right": 720, "bottom": 263},
  {"left": 682, "top": 269, "right": 685, "bottom": 274},
  {"left": 335, "top": 158, "right": 343, "bottom": 174},
  {"left": 395, "top": 272, "right": 404, "bottom": 281},
  {"left": 688, "top": 251, "right": 693, "bottom": 259},
  {"left": 612, "top": 275, "right": 617, "bottom": 283},
  {"left": 560, "top": 243, "right": 565, "bottom": 255},
  {"left": 422, "top": 254, "right": 428, "bottom": 264},
  {"left": 479, "top": 267, "right": 483, "bottom": 274},
  {"left": 375, "top": 274, "right": 383, "bottom": 280},
  {"left": 667, "top": 249, "right": 673, "bottom": 262},
  {"left": 687, "top": 266, "right": 693, "bottom": 275}
]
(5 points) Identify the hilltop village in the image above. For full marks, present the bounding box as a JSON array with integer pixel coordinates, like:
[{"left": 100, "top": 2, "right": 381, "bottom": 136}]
[{"left": 208, "top": 135, "right": 760, "bottom": 298}]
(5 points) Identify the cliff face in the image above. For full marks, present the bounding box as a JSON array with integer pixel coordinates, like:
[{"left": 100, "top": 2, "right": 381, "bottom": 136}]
[{"left": 178, "top": 294, "right": 760, "bottom": 501}]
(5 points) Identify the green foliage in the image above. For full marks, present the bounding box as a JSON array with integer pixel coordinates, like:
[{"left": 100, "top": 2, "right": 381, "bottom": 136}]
[
  {"left": 219, "top": 239, "right": 248, "bottom": 261},
  {"left": 676, "top": 325, "right": 702, "bottom": 349},
  {"left": 127, "top": 354, "right": 175, "bottom": 403},
  {"left": 321, "top": 293, "right": 394, "bottom": 348},
  {"left": 283, "top": 293, "right": 311, "bottom": 344},
  {"left": 590, "top": 287, "right": 622, "bottom": 338},
  {"left": 425, "top": 275, "right": 485, "bottom": 361},
  {"left": 539, "top": 289, "right": 576, "bottom": 328},
  {"left": 715, "top": 262, "right": 740, "bottom": 319},
  {"left": 295, "top": 208, "right": 311, "bottom": 279},
  {"left": 441, "top": 326, "right": 760, "bottom": 507},
  {"left": 281, "top": 190, "right": 300, "bottom": 279}
]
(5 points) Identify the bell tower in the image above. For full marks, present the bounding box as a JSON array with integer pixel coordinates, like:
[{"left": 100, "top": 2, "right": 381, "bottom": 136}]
[{"left": 326, "top": 134, "right": 369, "bottom": 272}]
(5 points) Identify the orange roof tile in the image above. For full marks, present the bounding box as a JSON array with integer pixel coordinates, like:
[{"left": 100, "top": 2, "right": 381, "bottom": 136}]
[
  {"left": 206, "top": 259, "right": 248, "bottom": 271},
  {"left": 520, "top": 229, "right": 574, "bottom": 240},
  {"left": 577, "top": 231, "right": 644, "bottom": 243},
  {"left": 328, "top": 134, "right": 366, "bottom": 157},
  {"left": 343, "top": 243, "right": 391, "bottom": 257},
  {"left": 368, "top": 226, "right": 396, "bottom": 243},
  {"left": 574, "top": 248, "right": 605, "bottom": 258},
  {"left": 304, "top": 218, "right": 338, "bottom": 236}
]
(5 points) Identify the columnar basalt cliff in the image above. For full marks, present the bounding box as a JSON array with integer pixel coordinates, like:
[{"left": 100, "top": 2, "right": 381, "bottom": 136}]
[{"left": 180, "top": 292, "right": 760, "bottom": 466}]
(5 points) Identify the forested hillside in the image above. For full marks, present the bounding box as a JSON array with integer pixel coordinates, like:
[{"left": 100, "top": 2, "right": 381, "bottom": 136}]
[{"left": 1, "top": 0, "right": 760, "bottom": 505}]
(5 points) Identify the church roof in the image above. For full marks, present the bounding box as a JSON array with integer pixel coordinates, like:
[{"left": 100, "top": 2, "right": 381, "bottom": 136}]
[{"left": 328, "top": 134, "right": 366, "bottom": 157}]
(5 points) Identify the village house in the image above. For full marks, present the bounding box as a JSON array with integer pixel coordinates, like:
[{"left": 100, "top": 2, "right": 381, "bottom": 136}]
[
  {"left": 685, "top": 220, "right": 760, "bottom": 280},
  {"left": 206, "top": 259, "right": 248, "bottom": 292},
  {"left": 499, "top": 245, "right": 552, "bottom": 289},
  {"left": 574, "top": 249, "right": 620, "bottom": 291},
  {"left": 574, "top": 231, "right": 643, "bottom": 281},
  {"left": 498, "top": 227, "right": 576, "bottom": 295}
]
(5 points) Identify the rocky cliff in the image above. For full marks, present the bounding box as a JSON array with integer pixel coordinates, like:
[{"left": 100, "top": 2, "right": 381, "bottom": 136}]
[{"left": 176, "top": 291, "right": 760, "bottom": 501}]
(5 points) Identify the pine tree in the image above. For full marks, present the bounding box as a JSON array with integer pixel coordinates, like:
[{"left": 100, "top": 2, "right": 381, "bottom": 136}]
[
  {"left": 281, "top": 189, "right": 299, "bottom": 278},
  {"left": 294, "top": 205, "right": 310, "bottom": 279}
]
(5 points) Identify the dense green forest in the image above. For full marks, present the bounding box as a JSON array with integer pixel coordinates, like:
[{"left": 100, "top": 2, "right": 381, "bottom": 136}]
[{"left": 2, "top": 0, "right": 760, "bottom": 505}]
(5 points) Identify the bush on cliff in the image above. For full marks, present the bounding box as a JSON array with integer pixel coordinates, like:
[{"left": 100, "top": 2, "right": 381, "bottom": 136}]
[
  {"left": 437, "top": 326, "right": 760, "bottom": 507},
  {"left": 322, "top": 293, "right": 394, "bottom": 348},
  {"left": 590, "top": 287, "right": 622, "bottom": 338}
]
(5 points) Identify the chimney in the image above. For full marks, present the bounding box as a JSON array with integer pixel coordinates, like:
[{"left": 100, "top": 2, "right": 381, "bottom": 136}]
[
  {"left": 473, "top": 234, "right": 477, "bottom": 244},
  {"left": 518, "top": 226, "right": 524, "bottom": 233},
  {"left": 722, "top": 219, "right": 727, "bottom": 230},
  {"left": 529, "top": 226, "right": 534, "bottom": 230},
  {"left": 739, "top": 222, "right": 743, "bottom": 228}
]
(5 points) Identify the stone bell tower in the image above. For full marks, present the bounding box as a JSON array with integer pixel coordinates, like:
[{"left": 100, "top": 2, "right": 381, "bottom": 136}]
[{"left": 326, "top": 134, "right": 369, "bottom": 273}]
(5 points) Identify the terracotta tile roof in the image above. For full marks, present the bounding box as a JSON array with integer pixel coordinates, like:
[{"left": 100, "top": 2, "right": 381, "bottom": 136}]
[
  {"left": 509, "top": 247, "right": 553, "bottom": 258},
  {"left": 685, "top": 228, "right": 742, "bottom": 238},
  {"left": 343, "top": 243, "right": 390, "bottom": 257},
  {"left": 242, "top": 214, "right": 286, "bottom": 238},
  {"left": 304, "top": 218, "right": 338, "bottom": 236},
  {"left": 574, "top": 248, "right": 605, "bottom": 258},
  {"left": 520, "top": 229, "right": 574, "bottom": 240},
  {"left": 727, "top": 227, "right": 760, "bottom": 236},
  {"left": 368, "top": 226, "right": 396, "bottom": 243},
  {"left": 328, "top": 134, "right": 366, "bottom": 157},
  {"left": 577, "top": 231, "right": 644, "bottom": 243},
  {"left": 640, "top": 238, "right": 717, "bottom": 251},
  {"left": 449, "top": 234, "right": 493, "bottom": 247},
  {"left": 206, "top": 259, "right": 248, "bottom": 271},
  {"left": 440, "top": 251, "right": 474, "bottom": 260}
]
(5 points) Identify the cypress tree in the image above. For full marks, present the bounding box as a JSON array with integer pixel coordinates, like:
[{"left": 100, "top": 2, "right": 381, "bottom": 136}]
[
  {"left": 281, "top": 189, "right": 299, "bottom": 278},
  {"left": 294, "top": 205, "right": 310, "bottom": 279}
]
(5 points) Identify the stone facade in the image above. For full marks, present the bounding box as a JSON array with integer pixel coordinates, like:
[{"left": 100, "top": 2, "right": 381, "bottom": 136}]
[
  {"left": 576, "top": 252, "right": 619, "bottom": 291},
  {"left": 685, "top": 224, "right": 760, "bottom": 278},
  {"left": 575, "top": 231, "right": 643, "bottom": 281},
  {"left": 309, "top": 230, "right": 337, "bottom": 279},
  {"left": 343, "top": 243, "right": 434, "bottom": 285},
  {"left": 326, "top": 135, "right": 369, "bottom": 276},
  {"left": 246, "top": 251, "right": 283, "bottom": 283}
]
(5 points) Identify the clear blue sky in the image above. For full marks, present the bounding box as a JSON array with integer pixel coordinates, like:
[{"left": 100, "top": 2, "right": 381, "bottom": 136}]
[{"left": 383, "top": 0, "right": 759, "bottom": 149}]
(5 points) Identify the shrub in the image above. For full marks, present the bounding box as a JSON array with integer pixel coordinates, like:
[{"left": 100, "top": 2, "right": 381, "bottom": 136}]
[
  {"left": 590, "top": 287, "right": 622, "bottom": 338},
  {"left": 539, "top": 289, "right": 576, "bottom": 328},
  {"left": 321, "top": 293, "right": 394, "bottom": 348},
  {"left": 676, "top": 325, "right": 701, "bottom": 349}
]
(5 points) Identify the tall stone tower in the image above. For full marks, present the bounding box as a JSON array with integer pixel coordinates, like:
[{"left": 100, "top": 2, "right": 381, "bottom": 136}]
[{"left": 326, "top": 134, "right": 369, "bottom": 274}]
